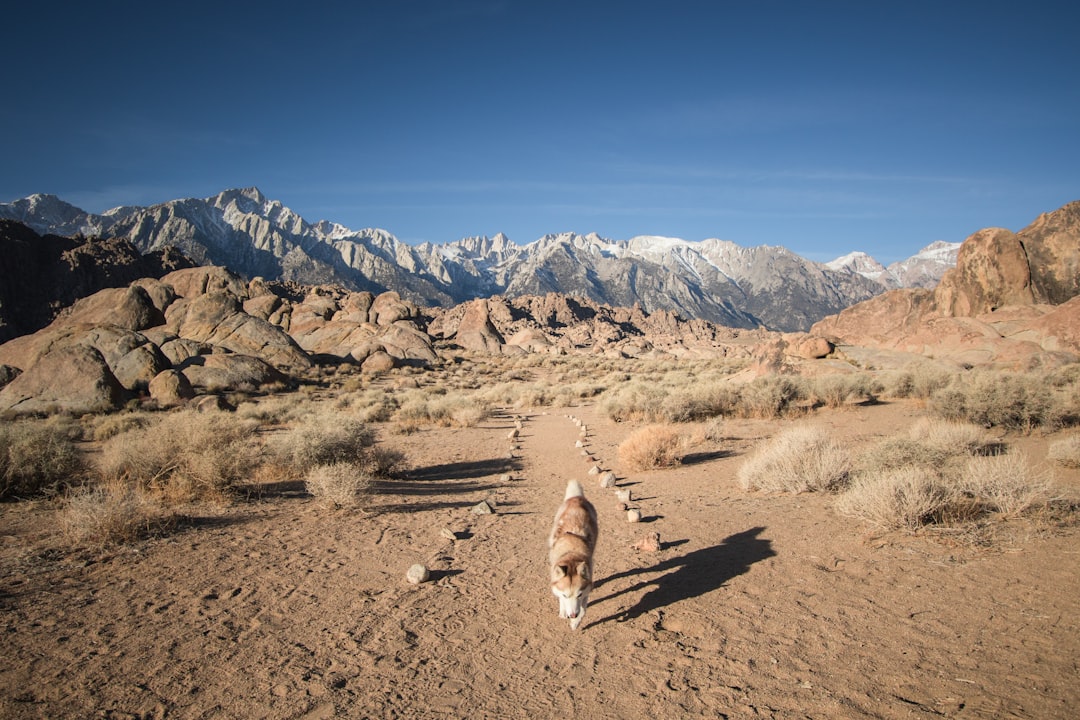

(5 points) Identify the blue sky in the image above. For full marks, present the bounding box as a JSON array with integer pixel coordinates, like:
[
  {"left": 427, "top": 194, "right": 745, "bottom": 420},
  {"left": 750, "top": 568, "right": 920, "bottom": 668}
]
[{"left": 2, "top": 1, "right": 1077, "bottom": 263}]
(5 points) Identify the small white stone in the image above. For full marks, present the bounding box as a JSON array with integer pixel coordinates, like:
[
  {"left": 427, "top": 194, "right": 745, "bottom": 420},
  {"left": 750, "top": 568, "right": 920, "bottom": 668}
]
[
  {"left": 627, "top": 509, "right": 642, "bottom": 523},
  {"left": 406, "top": 564, "right": 430, "bottom": 584}
]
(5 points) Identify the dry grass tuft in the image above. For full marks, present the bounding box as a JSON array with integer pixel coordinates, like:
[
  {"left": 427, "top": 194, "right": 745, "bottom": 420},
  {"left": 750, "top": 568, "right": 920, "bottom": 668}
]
[
  {"left": 1, "top": 419, "right": 86, "bottom": 499},
  {"left": 836, "top": 468, "right": 952, "bottom": 530},
  {"left": 304, "top": 462, "right": 373, "bottom": 508},
  {"left": 60, "top": 481, "right": 176, "bottom": 545},
  {"left": 737, "top": 426, "right": 851, "bottom": 493},
  {"left": 1048, "top": 434, "right": 1080, "bottom": 468},
  {"left": 960, "top": 452, "right": 1053, "bottom": 518},
  {"left": 618, "top": 424, "right": 683, "bottom": 471},
  {"left": 96, "top": 410, "right": 262, "bottom": 503},
  {"left": 274, "top": 413, "right": 403, "bottom": 478}
]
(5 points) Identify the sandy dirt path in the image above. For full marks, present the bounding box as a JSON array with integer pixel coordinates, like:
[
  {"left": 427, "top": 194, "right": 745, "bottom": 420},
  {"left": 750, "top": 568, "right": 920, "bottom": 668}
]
[{"left": 2, "top": 400, "right": 1079, "bottom": 718}]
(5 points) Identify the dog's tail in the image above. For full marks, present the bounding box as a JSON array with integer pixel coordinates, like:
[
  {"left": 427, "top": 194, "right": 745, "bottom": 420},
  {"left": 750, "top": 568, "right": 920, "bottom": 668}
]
[{"left": 565, "top": 479, "right": 584, "bottom": 500}]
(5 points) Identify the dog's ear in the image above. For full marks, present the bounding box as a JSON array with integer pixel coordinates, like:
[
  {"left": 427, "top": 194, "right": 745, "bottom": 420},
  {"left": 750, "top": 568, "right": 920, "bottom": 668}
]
[
  {"left": 577, "top": 562, "right": 590, "bottom": 582},
  {"left": 552, "top": 564, "right": 568, "bottom": 580}
]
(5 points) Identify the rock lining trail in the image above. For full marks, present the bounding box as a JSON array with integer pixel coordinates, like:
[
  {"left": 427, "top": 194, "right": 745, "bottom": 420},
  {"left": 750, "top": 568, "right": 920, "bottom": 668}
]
[{"left": 2, "top": 400, "right": 1079, "bottom": 718}]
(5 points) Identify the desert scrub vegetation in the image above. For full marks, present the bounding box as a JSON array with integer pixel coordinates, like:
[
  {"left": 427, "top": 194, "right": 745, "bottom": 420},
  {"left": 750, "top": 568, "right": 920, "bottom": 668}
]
[
  {"left": 736, "top": 426, "right": 852, "bottom": 493},
  {"left": 930, "top": 370, "right": 1079, "bottom": 431},
  {"left": 601, "top": 373, "right": 799, "bottom": 423},
  {"left": 837, "top": 418, "right": 1058, "bottom": 532},
  {"left": 1, "top": 419, "right": 86, "bottom": 499},
  {"left": 96, "top": 410, "right": 262, "bottom": 502},
  {"left": 392, "top": 389, "right": 491, "bottom": 428},
  {"left": 802, "top": 372, "right": 877, "bottom": 408},
  {"left": 875, "top": 362, "right": 956, "bottom": 400},
  {"left": 836, "top": 468, "right": 952, "bottom": 530},
  {"left": 87, "top": 411, "right": 157, "bottom": 442},
  {"left": 273, "top": 414, "right": 403, "bottom": 478},
  {"left": 303, "top": 461, "right": 373, "bottom": 509},
  {"left": 837, "top": 451, "right": 1055, "bottom": 530},
  {"left": 618, "top": 424, "right": 683, "bottom": 471},
  {"left": 60, "top": 481, "right": 176, "bottom": 545},
  {"left": 1048, "top": 434, "right": 1080, "bottom": 468}
]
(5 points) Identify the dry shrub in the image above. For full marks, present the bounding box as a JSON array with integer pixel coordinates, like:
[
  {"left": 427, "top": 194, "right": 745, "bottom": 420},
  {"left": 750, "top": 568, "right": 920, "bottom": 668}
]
[
  {"left": 737, "top": 426, "right": 851, "bottom": 493},
  {"left": 1, "top": 419, "right": 86, "bottom": 499},
  {"left": 856, "top": 419, "right": 999, "bottom": 481},
  {"left": 618, "top": 424, "right": 683, "bottom": 471},
  {"left": 304, "top": 462, "right": 373, "bottom": 508},
  {"left": 805, "top": 373, "right": 877, "bottom": 409},
  {"left": 89, "top": 412, "right": 156, "bottom": 442},
  {"left": 602, "top": 382, "right": 666, "bottom": 423},
  {"left": 878, "top": 363, "right": 955, "bottom": 400},
  {"left": 836, "top": 468, "right": 952, "bottom": 530},
  {"left": 275, "top": 414, "right": 403, "bottom": 477},
  {"left": 97, "top": 410, "right": 261, "bottom": 502},
  {"left": 960, "top": 452, "right": 1053, "bottom": 518},
  {"left": 735, "top": 376, "right": 803, "bottom": 419},
  {"left": 391, "top": 391, "right": 489, "bottom": 427},
  {"left": 1048, "top": 434, "right": 1080, "bottom": 468},
  {"left": 60, "top": 481, "right": 175, "bottom": 545},
  {"left": 931, "top": 372, "right": 1054, "bottom": 431},
  {"left": 906, "top": 417, "right": 1000, "bottom": 456},
  {"left": 660, "top": 383, "right": 741, "bottom": 422}
]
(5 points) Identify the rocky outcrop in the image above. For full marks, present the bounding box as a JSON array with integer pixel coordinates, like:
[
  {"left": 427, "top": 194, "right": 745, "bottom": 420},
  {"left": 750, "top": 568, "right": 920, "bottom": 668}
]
[
  {"left": 0, "top": 219, "right": 193, "bottom": 343},
  {"left": 452, "top": 299, "right": 506, "bottom": 353},
  {"left": 812, "top": 200, "right": 1080, "bottom": 368},
  {"left": 934, "top": 228, "right": 1035, "bottom": 317},
  {"left": 0, "top": 345, "right": 125, "bottom": 414},
  {"left": 164, "top": 292, "right": 312, "bottom": 372},
  {"left": 178, "top": 353, "right": 286, "bottom": 392},
  {"left": 148, "top": 369, "right": 195, "bottom": 407}
]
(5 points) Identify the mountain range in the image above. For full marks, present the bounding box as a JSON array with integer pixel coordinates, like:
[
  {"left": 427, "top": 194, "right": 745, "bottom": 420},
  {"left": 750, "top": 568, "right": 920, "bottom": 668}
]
[{"left": 0, "top": 188, "right": 959, "bottom": 332}]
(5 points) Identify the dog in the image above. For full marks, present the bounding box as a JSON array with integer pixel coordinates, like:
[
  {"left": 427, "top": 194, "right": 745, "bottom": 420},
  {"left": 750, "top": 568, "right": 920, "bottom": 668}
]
[{"left": 549, "top": 479, "right": 598, "bottom": 630}]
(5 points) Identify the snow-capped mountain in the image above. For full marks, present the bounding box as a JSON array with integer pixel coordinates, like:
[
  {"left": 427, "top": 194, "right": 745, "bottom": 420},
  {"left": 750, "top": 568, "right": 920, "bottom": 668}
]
[
  {"left": 827, "top": 242, "right": 960, "bottom": 290},
  {"left": 1, "top": 188, "right": 942, "bottom": 331}
]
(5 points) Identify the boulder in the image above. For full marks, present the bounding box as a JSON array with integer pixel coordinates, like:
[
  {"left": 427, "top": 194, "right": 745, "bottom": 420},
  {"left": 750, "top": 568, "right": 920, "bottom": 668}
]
[
  {"left": 0, "top": 324, "right": 168, "bottom": 392},
  {"left": 1016, "top": 200, "right": 1080, "bottom": 305},
  {"left": 934, "top": 228, "right": 1035, "bottom": 317},
  {"left": 789, "top": 335, "right": 834, "bottom": 360},
  {"left": 243, "top": 293, "right": 283, "bottom": 321},
  {"left": 360, "top": 350, "right": 396, "bottom": 374},
  {"left": 165, "top": 292, "right": 312, "bottom": 372},
  {"left": 370, "top": 291, "right": 415, "bottom": 326},
  {"left": 148, "top": 369, "right": 195, "bottom": 407},
  {"left": 179, "top": 353, "right": 287, "bottom": 391},
  {"left": 0, "top": 345, "right": 125, "bottom": 414},
  {"left": 158, "top": 337, "right": 213, "bottom": 366},
  {"left": 58, "top": 285, "right": 164, "bottom": 331},
  {"left": 160, "top": 266, "right": 249, "bottom": 300},
  {"left": 454, "top": 299, "right": 505, "bottom": 353},
  {"left": 131, "top": 278, "right": 178, "bottom": 315}
]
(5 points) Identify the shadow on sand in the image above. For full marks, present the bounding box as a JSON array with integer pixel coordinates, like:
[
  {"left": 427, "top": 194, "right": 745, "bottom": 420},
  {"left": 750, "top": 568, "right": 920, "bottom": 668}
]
[
  {"left": 369, "top": 456, "right": 518, "bottom": 513},
  {"left": 405, "top": 458, "right": 518, "bottom": 481},
  {"left": 589, "top": 526, "right": 775, "bottom": 626}
]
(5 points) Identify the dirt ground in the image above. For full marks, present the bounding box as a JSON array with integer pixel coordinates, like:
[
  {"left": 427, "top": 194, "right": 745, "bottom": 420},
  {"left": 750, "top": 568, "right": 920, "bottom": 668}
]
[{"left": 2, "top": 398, "right": 1079, "bottom": 719}]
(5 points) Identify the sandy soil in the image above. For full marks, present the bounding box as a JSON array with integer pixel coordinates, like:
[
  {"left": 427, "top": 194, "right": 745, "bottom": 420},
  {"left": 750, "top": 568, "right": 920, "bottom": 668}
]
[{"left": 2, "top": 399, "right": 1079, "bottom": 719}]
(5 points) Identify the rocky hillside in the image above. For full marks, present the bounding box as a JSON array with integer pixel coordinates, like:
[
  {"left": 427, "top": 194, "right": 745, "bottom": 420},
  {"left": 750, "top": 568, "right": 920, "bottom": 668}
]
[
  {"left": 0, "top": 259, "right": 808, "bottom": 414},
  {"left": 0, "top": 220, "right": 193, "bottom": 343},
  {"left": 812, "top": 200, "right": 1080, "bottom": 367},
  {"left": 3, "top": 188, "right": 899, "bottom": 332}
]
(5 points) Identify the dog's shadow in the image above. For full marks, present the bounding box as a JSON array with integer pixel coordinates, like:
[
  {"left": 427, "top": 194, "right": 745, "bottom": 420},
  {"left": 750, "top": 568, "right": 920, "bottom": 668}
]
[{"left": 589, "top": 526, "right": 775, "bottom": 626}]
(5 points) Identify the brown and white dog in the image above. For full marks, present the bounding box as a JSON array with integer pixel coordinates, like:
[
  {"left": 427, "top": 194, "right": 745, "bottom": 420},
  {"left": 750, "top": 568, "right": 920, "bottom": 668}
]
[{"left": 549, "top": 479, "right": 598, "bottom": 630}]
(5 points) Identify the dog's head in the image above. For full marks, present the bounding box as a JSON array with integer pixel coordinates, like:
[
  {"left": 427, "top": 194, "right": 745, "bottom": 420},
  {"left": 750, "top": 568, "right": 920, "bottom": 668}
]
[{"left": 551, "top": 559, "right": 592, "bottom": 624}]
